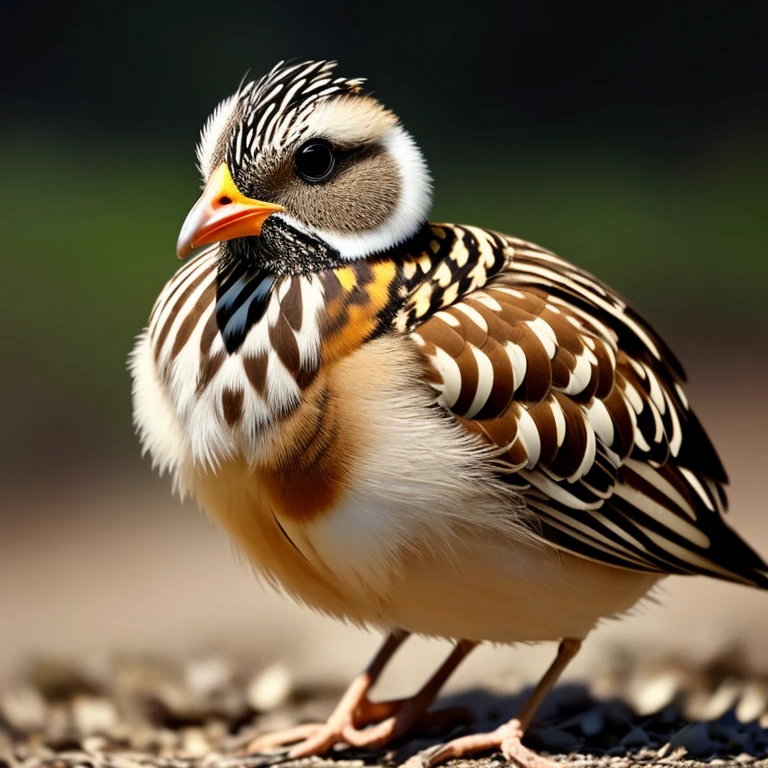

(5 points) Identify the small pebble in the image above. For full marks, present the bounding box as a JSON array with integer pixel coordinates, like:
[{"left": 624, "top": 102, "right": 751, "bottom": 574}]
[
  {"left": 630, "top": 670, "right": 682, "bottom": 716},
  {"left": 186, "top": 657, "right": 232, "bottom": 698},
  {"left": 656, "top": 741, "right": 672, "bottom": 758},
  {"left": 737, "top": 683, "right": 768, "bottom": 724},
  {"left": 0, "top": 685, "right": 47, "bottom": 731},
  {"left": 181, "top": 727, "right": 211, "bottom": 757},
  {"left": 71, "top": 696, "right": 118, "bottom": 736},
  {"left": 701, "top": 679, "right": 743, "bottom": 722},
  {"left": 578, "top": 707, "right": 604, "bottom": 738},
  {"left": 79, "top": 735, "right": 106, "bottom": 754},
  {"left": 247, "top": 664, "right": 292, "bottom": 712}
]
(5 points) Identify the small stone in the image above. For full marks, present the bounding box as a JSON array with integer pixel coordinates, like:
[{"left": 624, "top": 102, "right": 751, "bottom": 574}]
[
  {"left": 701, "top": 679, "right": 743, "bottom": 721},
  {"left": 80, "top": 735, "right": 107, "bottom": 754},
  {"left": 735, "top": 753, "right": 756, "bottom": 764},
  {"left": 181, "top": 727, "right": 210, "bottom": 757},
  {"left": 71, "top": 696, "right": 118, "bottom": 736},
  {"left": 247, "top": 665, "right": 292, "bottom": 713},
  {"left": 737, "top": 683, "right": 768, "bottom": 724},
  {"left": 185, "top": 657, "right": 232, "bottom": 698},
  {"left": 669, "top": 722, "right": 715, "bottom": 757},
  {"left": 656, "top": 741, "right": 672, "bottom": 758},
  {"left": 0, "top": 685, "right": 47, "bottom": 732},
  {"left": 579, "top": 708, "right": 605, "bottom": 738},
  {"left": 619, "top": 727, "right": 648, "bottom": 747},
  {"left": 630, "top": 670, "right": 682, "bottom": 716}
]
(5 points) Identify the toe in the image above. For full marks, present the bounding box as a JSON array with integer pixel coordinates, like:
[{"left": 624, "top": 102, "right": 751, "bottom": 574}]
[
  {"left": 415, "top": 720, "right": 558, "bottom": 768},
  {"left": 420, "top": 729, "right": 504, "bottom": 767},
  {"left": 286, "top": 732, "right": 333, "bottom": 758},
  {"left": 247, "top": 723, "right": 322, "bottom": 753}
]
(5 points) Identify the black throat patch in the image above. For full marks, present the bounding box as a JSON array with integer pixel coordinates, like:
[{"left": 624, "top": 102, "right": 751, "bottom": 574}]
[
  {"left": 228, "top": 217, "right": 346, "bottom": 275},
  {"left": 215, "top": 261, "right": 275, "bottom": 355},
  {"left": 214, "top": 218, "right": 346, "bottom": 354}
]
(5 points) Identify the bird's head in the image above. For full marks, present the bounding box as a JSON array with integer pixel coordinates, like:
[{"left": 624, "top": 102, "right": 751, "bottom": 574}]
[{"left": 176, "top": 60, "right": 432, "bottom": 271}]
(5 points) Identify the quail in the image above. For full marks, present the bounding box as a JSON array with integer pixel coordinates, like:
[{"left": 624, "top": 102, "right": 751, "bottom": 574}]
[{"left": 131, "top": 60, "right": 768, "bottom": 767}]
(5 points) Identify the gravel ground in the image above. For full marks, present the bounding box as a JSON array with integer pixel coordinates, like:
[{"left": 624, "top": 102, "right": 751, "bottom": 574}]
[{"left": 2, "top": 649, "right": 768, "bottom": 768}]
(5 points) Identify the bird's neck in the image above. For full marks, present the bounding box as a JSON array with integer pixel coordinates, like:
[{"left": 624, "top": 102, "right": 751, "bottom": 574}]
[
  {"left": 213, "top": 222, "right": 432, "bottom": 354},
  {"left": 214, "top": 221, "right": 510, "bottom": 356}
]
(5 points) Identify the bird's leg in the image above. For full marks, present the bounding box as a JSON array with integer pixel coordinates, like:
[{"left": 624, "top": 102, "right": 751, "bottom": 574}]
[
  {"left": 416, "top": 638, "right": 583, "bottom": 768},
  {"left": 247, "top": 629, "right": 409, "bottom": 755},
  {"left": 248, "top": 633, "right": 477, "bottom": 758},
  {"left": 340, "top": 639, "right": 478, "bottom": 749}
]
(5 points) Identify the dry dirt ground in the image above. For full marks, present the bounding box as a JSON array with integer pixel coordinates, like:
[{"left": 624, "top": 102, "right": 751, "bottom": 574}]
[
  {"left": 2, "top": 647, "right": 768, "bottom": 768},
  {"left": 1, "top": 345, "right": 767, "bottom": 767}
]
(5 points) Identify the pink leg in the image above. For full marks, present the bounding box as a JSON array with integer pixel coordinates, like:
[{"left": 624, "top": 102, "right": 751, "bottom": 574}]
[
  {"left": 341, "top": 639, "right": 477, "bottom": 749},
  {"left": 247, "top": 633, "right": 476, "bottom": 758},
  {"left": 413, "top": 638, "right": 583, "bottom": 768},
  {"left": 248, "top": 629, "right": 408, "bottom": 755}
]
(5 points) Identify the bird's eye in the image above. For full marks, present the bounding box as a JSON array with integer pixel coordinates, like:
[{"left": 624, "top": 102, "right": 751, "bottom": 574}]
[{"left": 295, "top": 140, "right": 336, "bottom": 184}]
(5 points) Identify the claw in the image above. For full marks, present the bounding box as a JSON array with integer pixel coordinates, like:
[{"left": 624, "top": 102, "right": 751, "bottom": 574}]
[{"left": 247, "top": 723, "right": 323, "bottom": 753}]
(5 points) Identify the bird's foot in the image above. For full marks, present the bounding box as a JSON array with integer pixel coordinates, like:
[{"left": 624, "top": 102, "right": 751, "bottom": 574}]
[
  {"left": 409, "top": 719, "right": 558, "bottom": 768},
  {"left": 246, "top": 696, "right": 395, "bottom": 757},
  {"left": 247, "top": 698, "right": 473, "bottom": 759}
]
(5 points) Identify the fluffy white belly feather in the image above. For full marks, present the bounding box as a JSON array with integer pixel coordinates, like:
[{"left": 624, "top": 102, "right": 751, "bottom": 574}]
[
  {"left": 134, "top": 330, "right": 659, "bottom": 644},
  {"left": 187, "top": 455, "right": 659, "bottom": 643}
]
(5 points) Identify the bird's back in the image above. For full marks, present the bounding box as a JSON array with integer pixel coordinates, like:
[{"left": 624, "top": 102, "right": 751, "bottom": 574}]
[{"left": 400, "top": 224, "right": 768, "bottom": 589}]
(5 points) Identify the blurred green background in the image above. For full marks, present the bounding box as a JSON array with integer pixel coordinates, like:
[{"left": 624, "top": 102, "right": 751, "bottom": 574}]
[{"left": 1, "top": 0, "right": 768, "bottom": 682}]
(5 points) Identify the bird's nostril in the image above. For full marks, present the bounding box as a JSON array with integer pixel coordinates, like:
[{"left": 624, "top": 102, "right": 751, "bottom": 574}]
[{"left": 219, "top": 196, "right": 232, "bottom": 205}]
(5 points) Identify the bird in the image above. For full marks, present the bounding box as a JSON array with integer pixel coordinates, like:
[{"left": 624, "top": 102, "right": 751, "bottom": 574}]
[{"left": 130, "top": 59, "right": 768, "bottom": 767}]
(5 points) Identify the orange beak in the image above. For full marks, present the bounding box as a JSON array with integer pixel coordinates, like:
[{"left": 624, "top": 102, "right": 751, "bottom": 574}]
[{"left": 176, "top": 162, "right": 285, "bottom": 259}]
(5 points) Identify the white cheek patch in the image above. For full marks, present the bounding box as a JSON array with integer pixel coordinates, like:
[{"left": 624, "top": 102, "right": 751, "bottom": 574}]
[{"left": 279, "top": 124, "right": 433, "bottom": 260}]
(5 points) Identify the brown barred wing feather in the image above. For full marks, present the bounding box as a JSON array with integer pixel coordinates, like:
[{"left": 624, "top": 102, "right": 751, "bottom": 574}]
[{"left": 409, "top": 230, "right": 768, "bottom": 589}]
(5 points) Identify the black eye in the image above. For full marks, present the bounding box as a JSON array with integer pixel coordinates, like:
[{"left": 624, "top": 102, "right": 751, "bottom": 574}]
[{"left": 295, "top": 140, "right": 336, "bottom": 183}]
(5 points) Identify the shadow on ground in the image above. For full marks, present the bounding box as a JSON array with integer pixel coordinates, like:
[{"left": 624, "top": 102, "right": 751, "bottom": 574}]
[{"left": 377, "top": 683, "right": 768, "bottom": 764}]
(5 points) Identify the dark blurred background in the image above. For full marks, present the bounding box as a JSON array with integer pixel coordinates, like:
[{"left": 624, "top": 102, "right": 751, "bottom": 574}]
[{"left": 1, "top": 2, "right": 767, "bottom": 688}]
